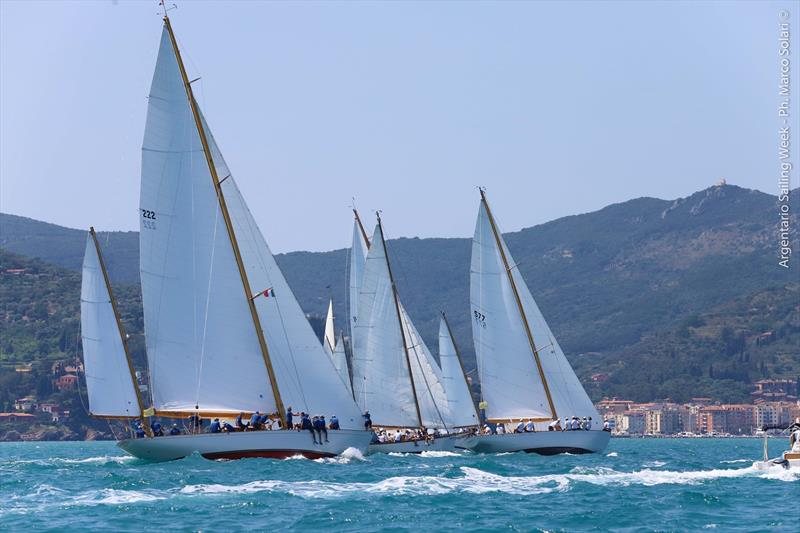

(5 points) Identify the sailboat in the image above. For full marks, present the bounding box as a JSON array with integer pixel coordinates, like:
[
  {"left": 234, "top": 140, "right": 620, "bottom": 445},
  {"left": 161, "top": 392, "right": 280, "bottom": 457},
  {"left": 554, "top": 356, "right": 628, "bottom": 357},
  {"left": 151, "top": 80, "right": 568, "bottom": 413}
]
[
  {"left": 438, "top": 313, "right": 480, "bottom": 429},
  {"left": 350, "top": 213, "right": 464, "bottom": 453},
  {"left": 82, "top": 15, "right": 370, "bottom": 461},
  {"left": 460, "top": 190, "right": 610, "bottom": 454}
]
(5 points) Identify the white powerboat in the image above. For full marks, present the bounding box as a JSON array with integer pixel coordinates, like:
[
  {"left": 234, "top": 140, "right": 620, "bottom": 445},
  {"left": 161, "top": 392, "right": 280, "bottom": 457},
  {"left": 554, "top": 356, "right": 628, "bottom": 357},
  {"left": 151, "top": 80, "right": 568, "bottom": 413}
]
[{"left": 752, "top": 422, "right": 800, "bottom": 470}]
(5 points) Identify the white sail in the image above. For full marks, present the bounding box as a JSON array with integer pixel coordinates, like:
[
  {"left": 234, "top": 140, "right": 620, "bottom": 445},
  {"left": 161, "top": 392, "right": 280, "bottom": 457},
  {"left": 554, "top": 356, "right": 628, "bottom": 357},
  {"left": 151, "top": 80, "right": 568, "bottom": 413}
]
[
  {"left": 470, "top": 199, "right": 599, "bottom": 425},
  {"left": 324, "top": 299, "right": 336, "bottom": 356},
  {"left": 438, "top": 317, "right": 479, "bottom": 427},
  {"left": 139, "top": 27, "right": 275, "bottom": 415},
  {"left": 352, "top": 223, "right": 419, "bottom": 427},
  {"left": 332, "top": 333, "right": 353, "bottom": 397},
  {"left": 399, "top": 304, "right": 451, "bottom": 429},
  {"left": 348, "top": 218, "right": 368, "bottom": 348},
  {"left": 202, "top": 113, "right": 365, "bottom": 429},
  {"left": 80, "top": 233, "right": 141, "bottom": 418}
]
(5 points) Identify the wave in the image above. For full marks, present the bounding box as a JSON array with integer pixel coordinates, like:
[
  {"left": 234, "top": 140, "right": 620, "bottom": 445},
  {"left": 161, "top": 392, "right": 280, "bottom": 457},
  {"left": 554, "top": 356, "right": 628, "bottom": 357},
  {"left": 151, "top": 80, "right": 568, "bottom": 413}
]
[
  {"left": 72, "top": 489, "right": 165, "bottom": 506},
  {"left": 606, "top": 452, "right": 618, "bottom": 457},
  {"left": 315, "top": 447, "right": 366, "bottom": 464},
  {"left": 643, "top": 460, "right": 667, "bottom": 468},
  {"left": 3, "top": 455, "right": 134, "bottom": 467},
  {"left": 719, "top": 459, "right": 749, "bottom": 464},
  {"left": 418, "top": 451, "right": 462, "bottom": 458}
]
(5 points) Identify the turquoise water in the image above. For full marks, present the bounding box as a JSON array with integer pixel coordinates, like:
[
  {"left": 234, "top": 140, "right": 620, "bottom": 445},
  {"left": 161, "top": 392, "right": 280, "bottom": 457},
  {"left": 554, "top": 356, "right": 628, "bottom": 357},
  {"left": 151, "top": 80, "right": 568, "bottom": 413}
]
[{"left": 1, "top": 438, "right": 797, "bottom": 532}]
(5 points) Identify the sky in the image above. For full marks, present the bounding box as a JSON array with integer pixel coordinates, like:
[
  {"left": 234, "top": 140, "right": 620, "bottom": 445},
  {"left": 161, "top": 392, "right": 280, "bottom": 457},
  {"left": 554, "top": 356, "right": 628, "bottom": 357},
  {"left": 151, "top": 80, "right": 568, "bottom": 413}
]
[{"left": 1, "top": 0, "right": 797, "bottom": 252}]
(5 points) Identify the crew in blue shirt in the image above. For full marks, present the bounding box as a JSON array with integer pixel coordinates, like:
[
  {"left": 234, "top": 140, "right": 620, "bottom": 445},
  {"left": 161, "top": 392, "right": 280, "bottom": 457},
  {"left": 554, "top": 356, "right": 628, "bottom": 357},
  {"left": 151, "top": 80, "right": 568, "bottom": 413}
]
[
  {"left": 363, "top": 411, "right": 372, "bottom": 430},
  {"left": 151, "top": 420, "right": 163, "bottom": 437},
  {"left": 134, "top": 423, "right": 145, "bottom": 439},
  {"left": 329, "top": 415, "right": 340, "bottom": 430},
  {"left": 210, "top": 418, "right": 221, "bottom": 433},
  {"left": 300, "top": 413, "right": 317, "bottom": 444},
  {"left": 222, "top": 421, "right": 235, "bottom": 432},
  {"left": 250, "top": 411, "right": 261, "bottom": 430},
  {"left": 235, "top": 412, "right": 246, "bottom": 431},
  {"left": 286, "top": 407, "right": 296, "bottom": 430},
  {"left": 169, "top": 424, "right": 181, "bottom": 436},
  {"left": 313, "top": 415, "right": 328, "bottom": 443}
]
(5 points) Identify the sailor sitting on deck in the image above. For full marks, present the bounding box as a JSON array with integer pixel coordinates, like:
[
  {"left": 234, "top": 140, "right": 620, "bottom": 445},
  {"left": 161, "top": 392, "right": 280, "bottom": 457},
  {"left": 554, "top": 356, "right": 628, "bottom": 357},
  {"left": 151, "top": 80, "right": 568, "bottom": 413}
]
[
  {"left": 482, "top": 425, "right": 492, "bottom": 435},
  {"left": 525, "top": 420, "right": 535, "bottom": 432},
  {"left": 313, "top": 415, "right": 329, "bottom": 443},
  {"left": 151, "top": 420, "right": 164, "bottom": 437},
  {"left": 222, "top": 421, "right": 236, "bottom": 433},
  {"left": 169, "top": 424, "right": 181, "bottom": 436},
  {"left": 134, "top": 423, "right": 145, "bottom": 439},
  {"left": 514, "top": 421, "right": 525, "bottom": 434},
  {"left": 301, "top": 413, "right": 318, "bottom": 444},
  {"left": 548, "top": 419, "right": 560, "bottom": 431},
  {"left": 329, "top": 415, "right": 340, "bottom": 430},
  {"left": 496, "top": 424, "right": 506, "bottom": 434},
  {"left": 363, "top": 411, "right": 373, "bottom": 430},
  {"left": 249, "top": 411, "right": 262, "bottom": 431},
  {"left": 603, "top": 419, "right": 611, "bottom": 432},
  {"left": 235, "top": 413, "right": 247, "bottom": 431},
  {"left": 209, "top": 418, "right": 221, "bottom": 433}
]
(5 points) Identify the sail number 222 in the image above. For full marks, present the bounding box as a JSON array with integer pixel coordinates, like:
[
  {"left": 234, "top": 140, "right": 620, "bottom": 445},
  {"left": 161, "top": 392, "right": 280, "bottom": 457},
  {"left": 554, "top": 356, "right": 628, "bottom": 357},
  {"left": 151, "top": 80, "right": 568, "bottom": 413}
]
[{"left": 141, "top": 209, "right": 156, "bottom": 230}]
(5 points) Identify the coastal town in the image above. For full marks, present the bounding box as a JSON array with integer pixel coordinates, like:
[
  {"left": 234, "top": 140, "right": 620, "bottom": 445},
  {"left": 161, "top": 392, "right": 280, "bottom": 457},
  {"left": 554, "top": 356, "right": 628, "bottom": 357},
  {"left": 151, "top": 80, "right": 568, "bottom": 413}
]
[{"left": 597, "top": 379, "right": 800, "bottom": 437}]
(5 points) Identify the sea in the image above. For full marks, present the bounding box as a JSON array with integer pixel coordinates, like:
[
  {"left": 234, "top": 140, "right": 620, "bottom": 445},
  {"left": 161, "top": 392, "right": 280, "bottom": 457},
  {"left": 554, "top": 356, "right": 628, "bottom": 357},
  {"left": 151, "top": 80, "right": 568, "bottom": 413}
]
[{"left": 1, "top": 438, "right": 797, "bottom": 532}]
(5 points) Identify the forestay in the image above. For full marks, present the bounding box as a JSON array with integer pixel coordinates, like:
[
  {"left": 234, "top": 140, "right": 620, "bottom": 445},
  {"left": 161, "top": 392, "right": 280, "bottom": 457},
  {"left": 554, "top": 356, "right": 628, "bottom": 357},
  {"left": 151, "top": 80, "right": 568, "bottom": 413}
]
[
  {"left": 139, "top": 27, "right": 275, "bottom": 415},
  {"left": 80, "top": 233, "right": 141, "bottom": 418},
  {"left": 438, "top": 317, "right": 479, "bottom": 428},
  {"left": 399, "top": 304, "right": 451, "bottom": 429},
  {"left": 470, "top": 200, "right": 599, "bottom": 425},
  {"left": 352, "top": 224, "right": 420, "bottom": 428}
]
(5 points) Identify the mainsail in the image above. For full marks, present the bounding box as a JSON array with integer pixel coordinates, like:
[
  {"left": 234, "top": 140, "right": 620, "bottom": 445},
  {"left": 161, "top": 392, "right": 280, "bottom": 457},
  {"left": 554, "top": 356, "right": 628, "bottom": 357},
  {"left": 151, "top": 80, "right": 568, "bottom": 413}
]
[
  {"left": 348, "top": 214, "right": 369, "bottom": 352},
  {"left": 138, "top": 20, "right": 363, "bottom": 427},
  {"left": 80, "top": 230, "right": 142, "bottom": 419},
  {"left": 438, "top": 315, "right": 479, "bottom": 428},
  {"left": 470, "top": 192, "right": 599, "bottom": 424}
]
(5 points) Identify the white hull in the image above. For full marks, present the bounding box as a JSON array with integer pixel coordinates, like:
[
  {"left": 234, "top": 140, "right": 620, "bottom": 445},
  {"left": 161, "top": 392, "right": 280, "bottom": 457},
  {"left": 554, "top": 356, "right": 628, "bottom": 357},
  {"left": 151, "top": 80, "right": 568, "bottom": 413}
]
[
  {"left": 367, "top": 434, "right": 465, "bottom": 454},
  {"left": 459, "top": 430, "right": 610, "bottom": 455},
  {"left": 753, "top": 450, "right": 800, "bottom": 470},
  {"left": 118, "top": 429, "right": 371, "bottom": 462}
]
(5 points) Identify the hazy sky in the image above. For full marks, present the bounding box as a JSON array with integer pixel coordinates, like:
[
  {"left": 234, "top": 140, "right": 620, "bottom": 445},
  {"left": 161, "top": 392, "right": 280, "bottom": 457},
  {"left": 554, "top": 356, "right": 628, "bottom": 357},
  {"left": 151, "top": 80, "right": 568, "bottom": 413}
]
[{"left": 1, "top": 1, "right": 796, "bottom": 252}]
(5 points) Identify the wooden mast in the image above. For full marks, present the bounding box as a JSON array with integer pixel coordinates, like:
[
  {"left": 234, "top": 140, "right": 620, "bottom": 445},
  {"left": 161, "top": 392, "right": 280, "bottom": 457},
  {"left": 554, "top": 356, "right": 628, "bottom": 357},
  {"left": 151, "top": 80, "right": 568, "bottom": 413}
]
[
  {"left": 88, "top": 227, "right": 152, "bottom": 437},
  {"left": 162, "top": 16, "right": 286, "bottom": 425},
  {"left": 353, "top": 208, "right": 371, "bottom": 248},
  {"left": 376, "top": 213, "right": 423, "bottom": 428},
  {"left": 441, "top": 311, "right": 481, "bottom": 425},
  {"left": 479, "top": 189, "right": 557, "bottom": 421}
]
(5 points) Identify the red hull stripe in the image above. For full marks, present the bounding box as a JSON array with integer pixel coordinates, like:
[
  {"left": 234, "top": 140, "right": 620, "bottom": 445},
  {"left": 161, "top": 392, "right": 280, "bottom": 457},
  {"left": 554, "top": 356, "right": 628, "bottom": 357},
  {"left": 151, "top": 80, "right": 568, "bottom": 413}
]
[{"left": 202, "top": 449, "right": 336, "bottom": 460}]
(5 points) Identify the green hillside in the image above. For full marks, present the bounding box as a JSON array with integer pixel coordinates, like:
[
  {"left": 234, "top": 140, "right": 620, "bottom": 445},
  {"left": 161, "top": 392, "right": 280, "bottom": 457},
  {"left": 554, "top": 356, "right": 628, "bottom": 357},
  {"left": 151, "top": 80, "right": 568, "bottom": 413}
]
[{"left": 1, "top": 184, "right": 798, "bottom": 407}]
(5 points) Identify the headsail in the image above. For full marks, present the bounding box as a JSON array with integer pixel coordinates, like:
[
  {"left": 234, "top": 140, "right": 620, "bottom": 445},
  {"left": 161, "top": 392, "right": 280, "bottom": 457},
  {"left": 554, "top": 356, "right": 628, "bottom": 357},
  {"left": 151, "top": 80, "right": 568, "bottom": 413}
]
[
  {"left": 324, "top": 299, "right": 336, "bottom": 356},
  {"left": 470, "top": 193, "right": 599, "bottom": 425},
  {"left": 348, "top": 213, "right": 369, "bottom": 352},
  {"left": 439, "top": 315, "right": 479, "bottom": 428},
  {"left": 399, "top": 303, "right": 451, "bottom": 429},
  {"left": 331, "top": 332, "right": 353, "bottom": 398},
  {"left": 352, "top": 222, "right": 420, "bottom": 427},
  {"left": 80, "top": 231, "right": 142, "bottom": 418}
]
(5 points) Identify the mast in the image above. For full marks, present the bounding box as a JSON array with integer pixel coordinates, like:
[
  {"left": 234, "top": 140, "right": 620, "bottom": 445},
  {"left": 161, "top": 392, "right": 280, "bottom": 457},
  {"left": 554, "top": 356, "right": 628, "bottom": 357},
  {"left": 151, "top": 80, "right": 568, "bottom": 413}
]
[
  {"left": 162, "top": 16, "right": 286, "bottom": 424},
  {"left": 88, "top": 227, "right": 152, "bottom": 437},
  {"left": 353, "top": 208, "right": 371, "bottom": 248},
  {"left": 376, "top": 213, "right": 423, "bottom": 428},
  {"left": 479, "top": 189, "right": 557, "bottom": 421},
  {"left": 441, "top": 311, "right": 481, "bottom": 424}
]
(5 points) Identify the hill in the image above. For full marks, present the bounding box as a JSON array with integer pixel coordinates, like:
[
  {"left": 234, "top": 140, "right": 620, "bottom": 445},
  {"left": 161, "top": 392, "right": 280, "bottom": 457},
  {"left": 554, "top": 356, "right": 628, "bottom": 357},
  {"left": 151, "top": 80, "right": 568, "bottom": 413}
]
[{"left": 1, "top": 183, "right": 798, "bottom": 404}]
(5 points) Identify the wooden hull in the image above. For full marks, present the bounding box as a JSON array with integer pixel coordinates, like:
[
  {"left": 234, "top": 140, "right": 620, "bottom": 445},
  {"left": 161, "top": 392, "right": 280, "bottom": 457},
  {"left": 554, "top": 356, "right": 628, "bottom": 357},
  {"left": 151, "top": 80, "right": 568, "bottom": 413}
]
[
  {"left": 117, "top": 429, "right": 371, "bottom": 462},
  {"left": 458, "top": 430, "right": 610, "bottom": 455},
  {"left": 367, "top": 433, "right": 466, "bottom": 454}
]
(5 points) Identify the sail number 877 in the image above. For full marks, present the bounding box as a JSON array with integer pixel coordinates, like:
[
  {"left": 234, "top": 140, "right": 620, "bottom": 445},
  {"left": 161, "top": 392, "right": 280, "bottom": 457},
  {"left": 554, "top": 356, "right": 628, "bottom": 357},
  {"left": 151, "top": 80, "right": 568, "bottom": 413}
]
[{"left": 474, "top": 310, "right": 486, "bottom": 328}]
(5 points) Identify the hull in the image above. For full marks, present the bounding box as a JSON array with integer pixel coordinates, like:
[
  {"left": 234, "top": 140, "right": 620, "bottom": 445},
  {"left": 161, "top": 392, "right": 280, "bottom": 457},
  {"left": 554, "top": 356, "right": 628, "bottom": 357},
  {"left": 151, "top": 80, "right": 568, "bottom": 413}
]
[
  {"left": 117, "top": 429, "right": 371, "bottom": 462},
  {"left": 367, "top": 433, "right": 465, "bottom": 454},
  {"left": 458, "top": 430, "right": 610, "bottom": 455},
  {"left": 754, "top": 450, "right": 800, "bottom": 470}
]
